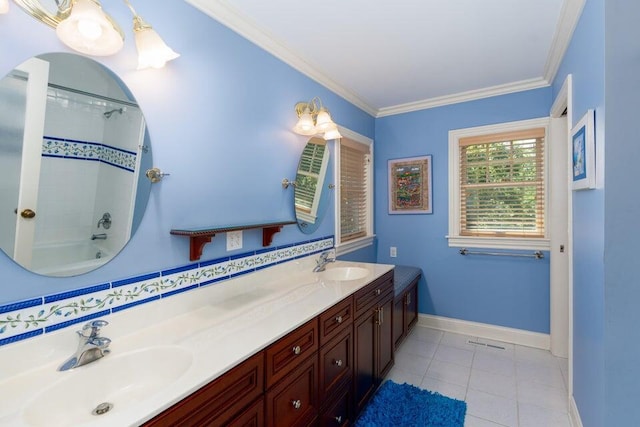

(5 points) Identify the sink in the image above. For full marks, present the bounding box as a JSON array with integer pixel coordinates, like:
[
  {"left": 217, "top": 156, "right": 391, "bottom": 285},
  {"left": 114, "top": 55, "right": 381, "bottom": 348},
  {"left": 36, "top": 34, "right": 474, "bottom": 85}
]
[
  {"left": 22, "top": 345, "right": 193, "bottom": 426},
  {"left": 321, "top": 266, "right": 370, "bottom": 281}
]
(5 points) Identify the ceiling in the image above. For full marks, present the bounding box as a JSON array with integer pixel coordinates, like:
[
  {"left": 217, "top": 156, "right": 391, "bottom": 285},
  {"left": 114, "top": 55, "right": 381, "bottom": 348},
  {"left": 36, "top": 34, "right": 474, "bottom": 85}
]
[{"left": 186, "top": 0, "right": 585, "bottom": 117}]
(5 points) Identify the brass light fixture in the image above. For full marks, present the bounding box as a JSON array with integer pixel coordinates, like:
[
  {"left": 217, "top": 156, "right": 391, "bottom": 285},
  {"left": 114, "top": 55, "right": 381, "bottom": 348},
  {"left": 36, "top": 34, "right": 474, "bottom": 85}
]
[
  {"left": 12, "top": 0, "right": 179, "bottom": 69},
  {"left": 293, "top": 97, "right": 342, "bottom": 140}
]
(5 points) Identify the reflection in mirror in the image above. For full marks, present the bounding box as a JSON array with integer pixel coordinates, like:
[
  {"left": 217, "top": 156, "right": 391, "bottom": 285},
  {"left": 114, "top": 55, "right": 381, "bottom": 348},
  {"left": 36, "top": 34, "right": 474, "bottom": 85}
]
[
  {"left": 294, "top": 137, "right": 331, "bottom": 234},
  {"left": 0, "top": 53, "right": 152, "bottom": 277}
]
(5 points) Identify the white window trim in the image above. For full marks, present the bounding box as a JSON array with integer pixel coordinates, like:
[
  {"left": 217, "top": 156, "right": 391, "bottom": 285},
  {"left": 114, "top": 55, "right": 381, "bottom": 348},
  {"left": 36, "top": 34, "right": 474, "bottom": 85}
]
[
  {"left": 334, "top": 126, "right": 375, "bottom": 256},
  {"left": 448, "top": 117, "right": 551, "bottom": 251}
]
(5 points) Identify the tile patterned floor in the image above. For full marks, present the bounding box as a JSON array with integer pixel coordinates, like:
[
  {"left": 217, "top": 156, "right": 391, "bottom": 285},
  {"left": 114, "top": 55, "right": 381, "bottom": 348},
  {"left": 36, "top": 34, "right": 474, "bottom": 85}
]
[{"left": 385, "top": 326, "right": 571, "bottom": 427}]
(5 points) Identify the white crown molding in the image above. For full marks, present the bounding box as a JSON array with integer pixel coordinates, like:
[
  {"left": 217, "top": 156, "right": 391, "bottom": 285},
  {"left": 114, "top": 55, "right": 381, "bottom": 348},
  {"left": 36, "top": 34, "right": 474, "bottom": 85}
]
[
  {"left": 543, "top": 0, "right": 586, "bottom": 83},
  {"left": 184, "top": 0, "right": 378, "bottom": 117},
  {"left": 185, "top": 0, "right": 584, "bottom": 119},
  {"left": 377, "top": 78, "right": 550, "bottom": 118}
]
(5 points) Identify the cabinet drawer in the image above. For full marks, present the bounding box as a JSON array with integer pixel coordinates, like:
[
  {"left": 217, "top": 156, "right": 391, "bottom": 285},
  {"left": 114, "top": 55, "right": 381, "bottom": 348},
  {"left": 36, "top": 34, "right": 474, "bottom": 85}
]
[
  {"left": 319, "top": 296, "right": 353, "bottom": 345},
  {"left": 265, "top": 354, "right": 318, "bottom": 427},
  {"left": 265, "top": 318, "right": 318, "bottom": 388},
  {"left": 319, "top": 381, "right": 351, "bottom": 427},
  {"left": 354, "top": 271, "right": 393, "bottom": 318},
  {"left": 227, "top": 397, "right": 264, "bottom": 427},
  {"left": 319, "top": 327, "right": 353, "bottom": 402},
  {"left": 143, "top": 352, "right": 263, "bottom": 426}
]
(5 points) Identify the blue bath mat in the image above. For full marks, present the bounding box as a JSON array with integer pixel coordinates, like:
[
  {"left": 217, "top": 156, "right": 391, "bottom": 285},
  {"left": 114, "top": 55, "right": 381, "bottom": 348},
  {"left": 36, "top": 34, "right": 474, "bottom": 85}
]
[{"left": 355, "top": 380, "right": 466, "bottom": 427}]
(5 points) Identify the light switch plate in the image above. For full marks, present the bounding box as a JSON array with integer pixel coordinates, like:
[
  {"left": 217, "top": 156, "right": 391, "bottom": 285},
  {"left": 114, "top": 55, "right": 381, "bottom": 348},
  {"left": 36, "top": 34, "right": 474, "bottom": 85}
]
[
  {"left": 390, "top": 246, "right": 397, "bottom": 257},
  {"left": 227, "top": 231, "right": 243, "bottom": 251}
]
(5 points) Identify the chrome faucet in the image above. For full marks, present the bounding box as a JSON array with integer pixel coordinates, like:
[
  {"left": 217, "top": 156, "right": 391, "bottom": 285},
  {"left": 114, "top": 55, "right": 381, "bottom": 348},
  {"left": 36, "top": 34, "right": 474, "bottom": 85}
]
[
  {"left": 58, "top": 320, "right": 111, "bottom": 371},
  {"left": 91, "top": 233, "right": 107, "bottom": 240},
  {"left": 313, "top": 251, "right": 336, "bottom": 272}
]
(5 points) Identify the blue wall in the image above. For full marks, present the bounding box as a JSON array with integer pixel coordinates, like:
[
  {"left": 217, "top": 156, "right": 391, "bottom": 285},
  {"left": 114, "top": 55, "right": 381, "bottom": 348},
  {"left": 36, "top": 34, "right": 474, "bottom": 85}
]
[
  {"left": 0, "top": 0, "right": 374, "bottom": 305},
  {"left": 552, "top": 0, "right": 605, "bottom": 425},
  {"left": 375, "top": 88, "right": 553, "bottom": 333},
  {"left": 603, "top": 1, "right": 640, "bottom": 425}
]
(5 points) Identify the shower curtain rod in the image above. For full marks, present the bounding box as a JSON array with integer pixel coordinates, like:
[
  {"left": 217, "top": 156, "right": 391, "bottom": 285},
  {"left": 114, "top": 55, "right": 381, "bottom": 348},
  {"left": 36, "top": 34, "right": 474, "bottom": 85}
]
[{"left": 8, "top": 72, "right": 139, "bottom": 108}]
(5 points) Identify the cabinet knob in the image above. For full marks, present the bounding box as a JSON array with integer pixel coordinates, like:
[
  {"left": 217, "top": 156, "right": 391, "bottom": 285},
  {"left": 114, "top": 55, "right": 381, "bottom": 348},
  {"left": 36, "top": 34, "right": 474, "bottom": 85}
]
[
  {"left": 335, "top": 415, "right": 343, "bottom": 423},
  {"left": 292, "top": 345, "right": 302, "bottom": 355},
  {"left": 292, "top": 399, "right": 302, "bottom": 410},
  {"left": 375, "top": 288, "right": 381, "bottom": 296},
  {"left": 334, "top": 359, "right": 343, "bottom": 367},
  {"left": 335, "top": 315, "right": 343, "bottom": 324}
]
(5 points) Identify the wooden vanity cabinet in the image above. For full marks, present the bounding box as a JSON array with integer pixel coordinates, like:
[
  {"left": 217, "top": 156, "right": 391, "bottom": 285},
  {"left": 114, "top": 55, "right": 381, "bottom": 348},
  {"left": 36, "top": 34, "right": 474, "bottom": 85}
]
[
  {"left": 353, "top": 270, "right": 395, "bottom": 414},
  {"left": 142, "top": 352, "right": 264, "bottom": 427},
  {"left": 393, "top": 279, "right": 419, "bottom": 349},
  {"left": 143, "top": 270, "right": 394, "bottom": 427}
]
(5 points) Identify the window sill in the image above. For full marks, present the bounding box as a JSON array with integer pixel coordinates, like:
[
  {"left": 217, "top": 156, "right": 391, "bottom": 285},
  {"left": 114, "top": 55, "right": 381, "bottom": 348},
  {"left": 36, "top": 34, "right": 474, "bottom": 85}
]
[
  {"left": 335, "top": 235, "right": 375, "bottom": 256},
  {"left": 447, "top": 235, "right": 550, "bottom": 251}
]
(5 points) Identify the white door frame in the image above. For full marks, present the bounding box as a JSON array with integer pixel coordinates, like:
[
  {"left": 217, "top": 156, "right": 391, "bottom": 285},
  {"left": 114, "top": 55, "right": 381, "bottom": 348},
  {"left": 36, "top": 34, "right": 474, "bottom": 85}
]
[{"left": 550, "top": 74, "right": 573, "bottom": 398}]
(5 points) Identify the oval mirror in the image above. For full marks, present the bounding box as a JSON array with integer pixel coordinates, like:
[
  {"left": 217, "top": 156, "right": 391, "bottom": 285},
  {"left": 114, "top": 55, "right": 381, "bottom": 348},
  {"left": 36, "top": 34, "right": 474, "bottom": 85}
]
[
  {"left": 0, "top": 53, "right": 152, "bottom": 277},
  {"left": 294, "top": 137, "right": 331, "bottom": 234}
]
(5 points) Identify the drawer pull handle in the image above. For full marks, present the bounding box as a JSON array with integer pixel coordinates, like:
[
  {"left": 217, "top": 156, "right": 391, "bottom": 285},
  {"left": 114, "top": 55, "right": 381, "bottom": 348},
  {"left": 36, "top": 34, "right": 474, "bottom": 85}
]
[
  {"left": 335, "top": 415, "right": 343, "bottom": 423},
  {"left": 406, "top": 293, "right": 411, "bottom": 305},
  {"left": 292, "top": 399, "right": 302, "bottom": 410},
  {"left": 334, "top": 359, "right": 343, "bottom": 367},
  {"left": 293, "top": 345, "right": 302, "bottom": 355},
  {"left": 335, "top": 315, "right": 343, "bottom": 324},
  {"left": 375, "top": 288, "right": 381, "bottom": 296}
]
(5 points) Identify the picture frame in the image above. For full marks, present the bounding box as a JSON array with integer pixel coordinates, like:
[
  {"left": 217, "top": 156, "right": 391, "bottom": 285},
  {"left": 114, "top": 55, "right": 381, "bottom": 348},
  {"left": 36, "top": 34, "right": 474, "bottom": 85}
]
[
  {"left": 388, "top": 155, "right": 433, "bottom": 214},
  {"left": 571, "top": 109, "right": 596, "bottom": 190}
]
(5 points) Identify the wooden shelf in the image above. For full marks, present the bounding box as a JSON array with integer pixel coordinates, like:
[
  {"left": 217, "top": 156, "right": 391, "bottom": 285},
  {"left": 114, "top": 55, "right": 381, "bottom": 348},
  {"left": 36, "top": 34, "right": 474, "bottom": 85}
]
[{"left": 170, "top": 220, "right": 297, "bottom": 261}]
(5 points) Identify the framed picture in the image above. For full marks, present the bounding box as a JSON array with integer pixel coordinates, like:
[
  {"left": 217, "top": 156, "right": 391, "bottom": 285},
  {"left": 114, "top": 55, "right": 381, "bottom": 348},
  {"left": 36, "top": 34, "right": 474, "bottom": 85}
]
[
  {"left": 571, "top": 109, "right": 596, "bottom": 190},
  {"left": 388, "top": 155, "right": 433, "bottom": 214}
]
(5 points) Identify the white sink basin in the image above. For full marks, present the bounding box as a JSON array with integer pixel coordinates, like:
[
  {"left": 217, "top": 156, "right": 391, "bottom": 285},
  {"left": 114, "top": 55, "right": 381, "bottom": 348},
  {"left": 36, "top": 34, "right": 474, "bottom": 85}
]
[
  {"left": 22, "top": 345, "right": 193, "bottom": 426},
  {"left": 321, "top": 266, "right": 370, "bottom": 281}
]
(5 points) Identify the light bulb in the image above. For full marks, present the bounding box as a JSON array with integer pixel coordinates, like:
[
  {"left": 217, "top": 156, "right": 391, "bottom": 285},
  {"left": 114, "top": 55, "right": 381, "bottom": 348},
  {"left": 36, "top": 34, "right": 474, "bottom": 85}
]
[
  {"left": 77, "top": 19, "right": 103, "bottom": 41},
  {"left": 293, "top": 107, "right": 317, "bottom": 136},
  {"left": 0, "top": 0, "right": 9, "bottom": 14}
]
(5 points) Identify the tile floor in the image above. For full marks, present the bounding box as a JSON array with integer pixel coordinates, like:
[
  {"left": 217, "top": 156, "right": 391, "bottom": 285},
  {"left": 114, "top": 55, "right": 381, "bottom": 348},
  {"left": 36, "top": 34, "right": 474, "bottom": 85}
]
[{"left": 385, "top": 326, "right": 571, "bottom": 427}]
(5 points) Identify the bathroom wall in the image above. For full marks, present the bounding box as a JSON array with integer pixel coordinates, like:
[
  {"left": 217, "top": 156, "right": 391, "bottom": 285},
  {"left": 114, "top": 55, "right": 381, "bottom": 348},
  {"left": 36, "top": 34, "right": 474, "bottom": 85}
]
[
  {"left": 552, "top": 0, "right": 605, "bottom": 425},
  {"left": 0, "top": 0, "right": 374, "bottom": 305},
  {"left": 374, "top": 88, "right": 553, "bottom": 334}
]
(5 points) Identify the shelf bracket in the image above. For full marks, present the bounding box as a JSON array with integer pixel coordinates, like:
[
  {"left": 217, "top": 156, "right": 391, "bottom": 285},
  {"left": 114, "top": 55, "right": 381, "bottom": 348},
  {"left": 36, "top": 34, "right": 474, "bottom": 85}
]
[{"left": 262, "top": 225, "right": 284, "bottom": 247}]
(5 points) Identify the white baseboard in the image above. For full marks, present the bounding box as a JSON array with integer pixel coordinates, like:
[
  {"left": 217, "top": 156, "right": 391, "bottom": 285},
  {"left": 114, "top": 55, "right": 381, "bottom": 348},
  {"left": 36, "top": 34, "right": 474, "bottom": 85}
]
[
  {"left": 569, "top": 396, "right": 583, "bottom": 427},
  {"left": 417, "top": 314, "right": 550, "bottom": 350}
]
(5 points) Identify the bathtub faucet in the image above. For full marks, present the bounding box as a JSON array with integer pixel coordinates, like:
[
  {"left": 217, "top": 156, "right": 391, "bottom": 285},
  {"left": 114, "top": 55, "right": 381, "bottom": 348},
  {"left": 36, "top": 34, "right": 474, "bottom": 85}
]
[
  {"left": 59, "top": 320, "right": 111, "bottom": 371},
  {"left": 91, "top": 233, "right": 107, "bottom": 240}
]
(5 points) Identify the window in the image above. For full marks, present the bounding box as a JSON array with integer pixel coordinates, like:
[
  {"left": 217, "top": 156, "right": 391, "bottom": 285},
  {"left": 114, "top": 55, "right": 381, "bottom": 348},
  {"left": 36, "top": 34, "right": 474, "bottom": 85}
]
[
  {"left": 448, "top": 118, "right": 550, "bottom": 250},
  {"left": 335, "top": 129, "right": 374, "bottom": 255}
]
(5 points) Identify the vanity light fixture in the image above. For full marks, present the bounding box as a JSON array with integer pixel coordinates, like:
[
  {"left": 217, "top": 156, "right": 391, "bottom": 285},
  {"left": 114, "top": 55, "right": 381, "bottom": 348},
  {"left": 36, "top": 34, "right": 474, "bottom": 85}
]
[
  {"left": 12, "top": 0, "right": 179, "bottom": 69},
  {"left": 0, "top": 0, "right": 9, "bottom": 14},
  {"left": 293, "top": 97, "right": 342, "bottom": 140}
]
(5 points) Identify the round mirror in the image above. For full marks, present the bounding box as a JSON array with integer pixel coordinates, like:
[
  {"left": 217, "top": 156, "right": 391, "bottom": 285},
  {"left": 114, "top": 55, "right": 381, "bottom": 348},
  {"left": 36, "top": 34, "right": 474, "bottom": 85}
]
[
  {"left": 0, "top": 53, "right": 152, "bottom": 277},
  {"left": 294, "top": 137, "right": 332, "bottom": 234}
]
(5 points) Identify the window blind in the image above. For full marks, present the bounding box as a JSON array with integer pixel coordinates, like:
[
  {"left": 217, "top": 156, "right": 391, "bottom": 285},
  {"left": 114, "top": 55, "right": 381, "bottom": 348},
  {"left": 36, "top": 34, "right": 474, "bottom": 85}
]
[
  {"left": 340, "top": 139, "right": 369, "bottom": 243},
  {"left": 459, "top": 128, "right": 545, "bottom": 238},
  {"left": 295, "top": 142, "right": 326, "bottom": 214}
]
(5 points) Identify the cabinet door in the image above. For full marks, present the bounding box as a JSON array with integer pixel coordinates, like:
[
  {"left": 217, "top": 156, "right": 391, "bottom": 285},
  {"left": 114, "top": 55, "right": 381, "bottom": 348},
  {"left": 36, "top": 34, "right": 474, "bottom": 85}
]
[
  {"left": 265, "top": 355, "right": 318, "bottom": 427},
  {"left": 319, "top": 381, "right": 351, "bottom": 427},
  {"left": 405, "top": 282, "right": 418, "bottom": 332},
  {"left": 393, "top": 294, "right": 405, "bottom": 349},
  {"left": 227, "top": 398, "right": 264, "bottom": 427},
  {"left": 353, "top": 308, "right": 377, "bottom": 414},
  {"left": 377, "top": 293, "right": 395, "bottom": 381},
  {"left": 319, "top": 327, "right": 353, "bottom": 402}
]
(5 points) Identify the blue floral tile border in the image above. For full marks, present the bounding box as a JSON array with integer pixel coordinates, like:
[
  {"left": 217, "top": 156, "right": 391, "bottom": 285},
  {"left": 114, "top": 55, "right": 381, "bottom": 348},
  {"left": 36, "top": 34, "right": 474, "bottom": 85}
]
[
  {"left": 42, "top": 136, "right": 137, "bottom": 172},
  {"left": 0, "top": 236, "right": 333, "bottom": 347}
]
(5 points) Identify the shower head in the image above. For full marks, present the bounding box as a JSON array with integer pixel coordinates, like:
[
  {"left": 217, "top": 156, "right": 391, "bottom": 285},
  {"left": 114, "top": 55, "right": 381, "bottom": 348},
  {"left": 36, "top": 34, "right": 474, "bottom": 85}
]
[{"left": 104, "top": 108, "right": 123, "bottom": 118}]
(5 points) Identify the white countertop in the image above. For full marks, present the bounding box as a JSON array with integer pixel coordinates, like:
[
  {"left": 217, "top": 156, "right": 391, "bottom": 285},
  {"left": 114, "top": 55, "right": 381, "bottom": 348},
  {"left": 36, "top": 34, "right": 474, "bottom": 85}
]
[{"left": 0, "top": 257, "right": 393, "bottom": 427}]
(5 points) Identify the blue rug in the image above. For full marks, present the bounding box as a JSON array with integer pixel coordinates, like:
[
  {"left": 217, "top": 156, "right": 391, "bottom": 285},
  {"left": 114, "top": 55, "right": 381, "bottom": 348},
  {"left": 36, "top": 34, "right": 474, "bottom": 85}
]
[{"left": 355, "top": 381, "right": 466, "bottom": 427}]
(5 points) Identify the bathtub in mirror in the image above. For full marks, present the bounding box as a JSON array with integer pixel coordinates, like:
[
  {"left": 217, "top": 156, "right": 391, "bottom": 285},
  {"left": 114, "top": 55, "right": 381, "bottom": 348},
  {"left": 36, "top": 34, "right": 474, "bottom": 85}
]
[
  {"left": 294, "top": 137, "right": 331, "bottom": 234},
  {"left": 0, "top": 53, "right": 152, "bottom": 277}
]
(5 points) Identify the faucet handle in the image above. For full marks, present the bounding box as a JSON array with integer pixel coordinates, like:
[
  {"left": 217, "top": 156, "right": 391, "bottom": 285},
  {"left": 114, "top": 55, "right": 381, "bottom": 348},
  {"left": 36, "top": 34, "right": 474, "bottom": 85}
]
[
  {"left": 80, "top": 319, "right": 109, "bottom": 338},
  {"left": 90, "top": 336, "right": 111, "bottom": 350}
]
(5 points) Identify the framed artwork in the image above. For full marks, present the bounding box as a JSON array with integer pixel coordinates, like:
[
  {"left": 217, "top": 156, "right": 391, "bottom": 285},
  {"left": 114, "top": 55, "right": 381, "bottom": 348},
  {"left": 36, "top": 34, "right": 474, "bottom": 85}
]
[
  {"left": 388, "top": 155, "right": 433, "bottom": 214},
  {"left": 571, "top": 109, "right": 596, "bottom": 190}
]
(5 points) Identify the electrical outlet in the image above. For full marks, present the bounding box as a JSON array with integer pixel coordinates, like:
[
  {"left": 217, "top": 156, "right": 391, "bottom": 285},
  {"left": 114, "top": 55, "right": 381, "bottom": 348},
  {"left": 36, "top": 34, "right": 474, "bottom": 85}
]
[
  {"left": 390, "top": 246, "right": 397, "bottom": 258},
  {"left": 227, "top": 231, "right": 243, "bottom": 251}
]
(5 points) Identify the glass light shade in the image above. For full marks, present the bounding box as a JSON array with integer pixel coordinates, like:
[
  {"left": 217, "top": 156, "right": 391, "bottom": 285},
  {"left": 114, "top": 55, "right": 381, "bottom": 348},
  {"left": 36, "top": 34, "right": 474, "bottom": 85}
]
[
  {"left": 323, "top": 124, "right": 342, "bottom": 140},
  {"left": 0, "top": 0, "right": 9, "bottom": 14},
  {"left": 55, "top": 0, "right": 124, "bottom": 56},
  {"left": 314, "top": 108, "right": 335, "bottom": 132},
  {"left": 293, "top": 108, "right": 317, "bottom": 136},
  {"left": 134, "top": 26, "right": 180, "bottom": 70}
]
